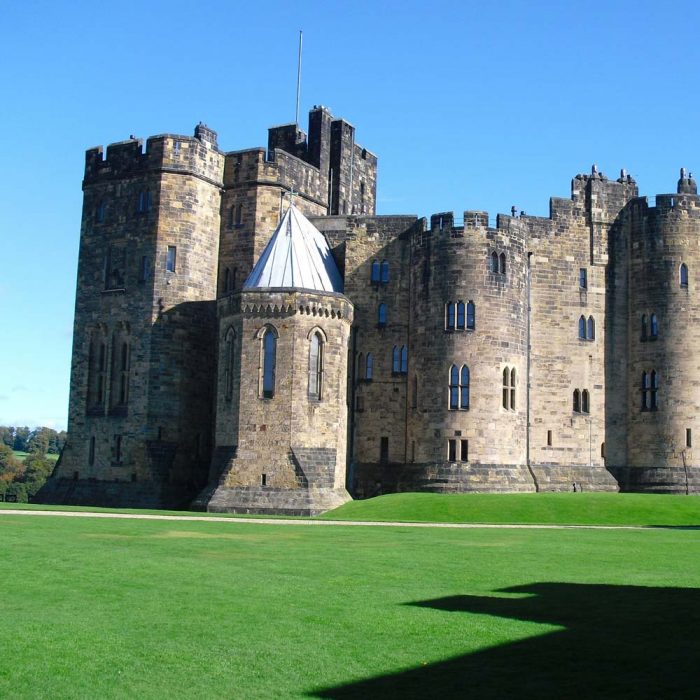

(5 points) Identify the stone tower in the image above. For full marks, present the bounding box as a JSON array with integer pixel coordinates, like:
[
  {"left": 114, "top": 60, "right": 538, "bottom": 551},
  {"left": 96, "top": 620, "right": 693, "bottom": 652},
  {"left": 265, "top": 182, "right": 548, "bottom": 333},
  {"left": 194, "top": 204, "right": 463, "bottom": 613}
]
[
  {"left": 40, "top": 125, "right": 224, "bottom": 507},
  {"left": 198, "top": 205, "right": 354, "bottom": 514}
]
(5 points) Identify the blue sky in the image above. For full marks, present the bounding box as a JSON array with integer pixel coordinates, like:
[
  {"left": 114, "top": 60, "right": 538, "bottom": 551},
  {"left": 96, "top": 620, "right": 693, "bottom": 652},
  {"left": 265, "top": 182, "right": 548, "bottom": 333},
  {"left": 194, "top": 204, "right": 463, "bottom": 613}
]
[{"left": 2, "top": 0, "right": 699, "bottom": 430}]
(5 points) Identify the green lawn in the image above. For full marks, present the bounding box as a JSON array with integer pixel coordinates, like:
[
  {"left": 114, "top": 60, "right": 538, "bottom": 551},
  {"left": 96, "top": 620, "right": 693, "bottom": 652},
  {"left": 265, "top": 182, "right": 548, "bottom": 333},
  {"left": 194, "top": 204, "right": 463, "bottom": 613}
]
[
  {"left": 11, "top": 450, "right": 59, "bottom": 462},
  {"left": 321, "top": 491, "right": 700, "bottom": 527},
  {"left": 1, "top": 511, "right": 699, "bottom": 698}
]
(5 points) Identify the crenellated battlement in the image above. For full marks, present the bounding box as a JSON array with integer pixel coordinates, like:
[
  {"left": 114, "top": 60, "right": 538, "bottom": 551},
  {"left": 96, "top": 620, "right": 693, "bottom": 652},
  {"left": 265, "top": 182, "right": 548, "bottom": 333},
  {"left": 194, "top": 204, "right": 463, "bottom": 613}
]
[{"left": 84, "top": 123, "right": 224, "bottom": 185}]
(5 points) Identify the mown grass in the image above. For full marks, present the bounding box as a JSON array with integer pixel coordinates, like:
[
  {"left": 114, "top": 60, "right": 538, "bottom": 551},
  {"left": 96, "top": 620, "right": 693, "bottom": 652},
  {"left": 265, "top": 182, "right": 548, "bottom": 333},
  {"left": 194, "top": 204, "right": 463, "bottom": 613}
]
[
  {"left": 11, "top": 451, "right": 59, "bottom": 462},
  {"left": 321, "top": 491, "right": 700, "bottom": 527},
  {"left": 1, "top": 511, "right": 699, "bottom": 698}
]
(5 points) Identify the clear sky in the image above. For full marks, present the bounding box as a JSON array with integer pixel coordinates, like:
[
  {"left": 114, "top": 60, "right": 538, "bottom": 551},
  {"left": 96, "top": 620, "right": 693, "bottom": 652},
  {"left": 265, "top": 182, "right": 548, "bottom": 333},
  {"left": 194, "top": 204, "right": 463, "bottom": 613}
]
[{"left": 2, "top": 0, "right": 699, "bottom": 430}]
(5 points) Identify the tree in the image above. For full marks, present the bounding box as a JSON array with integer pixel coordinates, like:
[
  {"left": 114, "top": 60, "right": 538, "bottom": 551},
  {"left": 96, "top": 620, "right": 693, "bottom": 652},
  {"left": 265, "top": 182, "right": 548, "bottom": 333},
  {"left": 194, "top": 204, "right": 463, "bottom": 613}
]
[
  {"left": 27, "top": 427, "right": 52, "bottom": 456},
  {"left": 0, "top": 426, "right": 14, "bottom": 448},
  {"left": 0, "top": 444, "right": 23, "bottom": 483},
  {"left": 12, "top": 426, "right": 30, "bottom": 452}
]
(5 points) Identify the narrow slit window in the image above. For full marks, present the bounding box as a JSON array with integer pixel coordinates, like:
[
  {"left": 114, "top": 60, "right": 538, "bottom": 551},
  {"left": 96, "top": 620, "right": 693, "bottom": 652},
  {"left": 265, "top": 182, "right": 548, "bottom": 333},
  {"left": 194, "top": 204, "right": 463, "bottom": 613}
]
[
  {"left": 578, "top": 316, "right": 586, "bottom": 339},
  {"left": 680, "top": 263, "right": 689, "bottom": 287},
  {"left": 365, "top": 353, "right": 373, "bottom": 381},
  {"left": 466, "top": 301, "right": 475, "bottom": 330},
  {"left": 456, "top": 302, "right": 465, "bottom": 330},
  {"left": 573, "top": 389, "right": 581, "bottom": 413},
  {"left": 460, "top": 365, "right": 470, "bottom": 409},
  {"left": 308, "top": 332, "right": 323, "bottom": 401},
  {"left": 547, "top": 430, "right": 553, "bottom": 446},
  {"left": 380, "top": 261, "right": 389, "bottom": 283},
  {"left": 579, "top": 268, "right": 587, "bottom": 289},
  {"left": 460, "top": 439, "right": 469, "bottom": 462},
  {"left": 166, "top": 246, "right": 177, "bottom": 273},
  {"left": 449, "top": 365, "right": 459, "bottom": 410},
  {"left": 371, "top": 260, "right": 380, "bottom": 282},
  {"left": 378, "top": 303, "right": 387, "bottom": 327},
  {"left": 687, "top": 429, "right": 692, "bottom": 448},
  {"left": 261, "top": 328, "right": 277, "bottom": 399},
  {"left": 582, "top": 389, "right": 590, "bottom": 414},
  {"left": 650, "top": 314, "right": 658, "bottom": 338},
  {"left": 499, "top": 253, "right": 506, "bottom": 275},
  {"left": 490, "top": 251, "right": 499, "bottom": 273}
]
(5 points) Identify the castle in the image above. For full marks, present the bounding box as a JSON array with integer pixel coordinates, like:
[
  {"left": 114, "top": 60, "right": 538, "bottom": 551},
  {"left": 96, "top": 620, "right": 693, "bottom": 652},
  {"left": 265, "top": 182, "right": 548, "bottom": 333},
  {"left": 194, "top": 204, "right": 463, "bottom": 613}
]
[{"left": 38, "top": 106, "right": 700, "bottom": 513}]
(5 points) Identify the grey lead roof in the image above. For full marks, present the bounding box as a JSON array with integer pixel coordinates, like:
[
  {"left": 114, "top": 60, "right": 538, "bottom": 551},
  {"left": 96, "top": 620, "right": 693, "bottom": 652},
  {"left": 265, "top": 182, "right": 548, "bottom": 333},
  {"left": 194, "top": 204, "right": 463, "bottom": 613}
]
[{"left": 243, "top": 205, "right": 344, "bottom": 293}]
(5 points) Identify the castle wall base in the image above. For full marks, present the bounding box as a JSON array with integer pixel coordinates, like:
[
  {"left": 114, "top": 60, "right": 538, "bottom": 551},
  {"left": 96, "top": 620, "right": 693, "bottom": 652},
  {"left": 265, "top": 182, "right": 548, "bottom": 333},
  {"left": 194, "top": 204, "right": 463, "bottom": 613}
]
[
  {"left": 34, "top": 477, "right": 196, "bottom": 510},
  {"left": 530, "top": 464, "right": 619, "bottom": 492},
  {"left": 198, "top": 485, "right": 351, "bottom": 516},
  {"left": 608, "top": 466, "right": 700, "bottom": 494},
  {"left": 351, "top": 462, "right": 537, "bottom": 498}
]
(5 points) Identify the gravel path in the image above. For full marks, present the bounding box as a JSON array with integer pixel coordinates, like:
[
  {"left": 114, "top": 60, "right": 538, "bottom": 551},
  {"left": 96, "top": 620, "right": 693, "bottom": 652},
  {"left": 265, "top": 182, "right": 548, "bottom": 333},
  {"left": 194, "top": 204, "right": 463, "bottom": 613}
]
[{"left": 0, "top": 508, "right": 654, "bottom": 530}]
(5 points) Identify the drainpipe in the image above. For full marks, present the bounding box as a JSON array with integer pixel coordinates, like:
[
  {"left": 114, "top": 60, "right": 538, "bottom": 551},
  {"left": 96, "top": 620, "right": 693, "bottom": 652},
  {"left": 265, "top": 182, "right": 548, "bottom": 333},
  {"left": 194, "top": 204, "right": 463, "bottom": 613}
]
[{"left": 526, "top": 250, "right": 539, "bottom": 491}]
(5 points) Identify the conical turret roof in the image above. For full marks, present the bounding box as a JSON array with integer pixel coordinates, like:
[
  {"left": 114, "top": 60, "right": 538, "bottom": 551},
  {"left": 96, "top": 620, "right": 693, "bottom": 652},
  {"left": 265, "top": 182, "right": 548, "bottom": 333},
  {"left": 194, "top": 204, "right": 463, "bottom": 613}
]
[{"left": 243, "top": 205, "right": 343, "bottom": 293}]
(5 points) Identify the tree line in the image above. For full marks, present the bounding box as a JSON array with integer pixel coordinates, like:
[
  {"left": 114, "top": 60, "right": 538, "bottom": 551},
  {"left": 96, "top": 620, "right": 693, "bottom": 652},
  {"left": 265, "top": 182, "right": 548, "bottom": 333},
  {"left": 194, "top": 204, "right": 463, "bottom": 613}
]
[{"left": 0, "top": 426, "right": 67, "bottom": 502}]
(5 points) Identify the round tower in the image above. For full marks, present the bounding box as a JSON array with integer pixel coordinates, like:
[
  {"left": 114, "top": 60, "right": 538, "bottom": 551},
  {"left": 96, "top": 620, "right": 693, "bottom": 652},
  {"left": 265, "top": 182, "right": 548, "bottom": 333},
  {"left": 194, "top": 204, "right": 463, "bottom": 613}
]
[
  {"left": 200, "top": 205, "right": 354, "bottom": 514},
  {"left": 622, "top": 182, "right": 700, "bottom": 492},
  {"left": 406, "top": 211, "right": 534, "bottom": 492}
]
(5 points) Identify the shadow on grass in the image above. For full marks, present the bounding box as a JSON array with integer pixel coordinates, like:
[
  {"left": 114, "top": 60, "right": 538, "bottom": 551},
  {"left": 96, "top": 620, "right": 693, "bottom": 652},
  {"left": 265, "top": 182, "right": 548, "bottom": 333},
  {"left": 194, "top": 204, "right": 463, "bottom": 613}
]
[{"left": 311, "top": 582, "right": 700, "bottom": 699}]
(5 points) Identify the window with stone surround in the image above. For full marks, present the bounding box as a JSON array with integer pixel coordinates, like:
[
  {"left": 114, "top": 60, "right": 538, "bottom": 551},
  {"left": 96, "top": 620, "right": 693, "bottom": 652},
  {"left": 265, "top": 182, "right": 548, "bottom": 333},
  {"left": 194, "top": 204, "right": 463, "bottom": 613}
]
[
  {"left": 258, "top": 326, "right": 278, "bottom": 399},
  {"left": 392, "top": 346, "right": 407, "bottom": 374},
  {"left": 460, "top": 439, "right": 469, "bottom": 462},
  {"left": 308, "top": 330, "right": 324, "bottom": 401},
  {"left": 641, "top": 370, "right": 658, "bottom": 411},
  {"left": 166, "top": 246, "right": 177, "bottom": 273},
  {"left": 579, "top": 268, "right": 587, "bottom": 289},
  {"left": 680, "top": 263, "right": 689, "bottom": 288},
  {"left": 499, "top": 253, "right": 506, "bottom": 275},
  {"left": 449, "top": 365, "right": 470, "bottom": 410},
  {"left": 573, "top": 388, "right": 590, "bottom": 414},
  {"left": 490, "top": 251, "right": 499, "bottom": 273},
  {"left": 448, "top": 439, "right": 457, "bottom": 462},
  {"left": 503, "top": 367, "right": 516, "bottom": 410},
  {"left": 579, "top": 315, "right": 595, "bottom": 341}
]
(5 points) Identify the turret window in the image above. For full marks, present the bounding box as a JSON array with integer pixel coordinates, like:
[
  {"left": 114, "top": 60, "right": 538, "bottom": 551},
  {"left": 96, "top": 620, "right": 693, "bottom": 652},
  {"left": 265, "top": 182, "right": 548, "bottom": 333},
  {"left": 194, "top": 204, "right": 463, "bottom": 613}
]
[
  {"left": 449, "top": 364, "right": 470, "bottom": 410},
  {"left": 258, "top": 326, "right": 278, "bottom": 399},
  {"left": 502, "top": 367, "right": 516, "bottom": 410},
  {"left": 490, "top": 251, "right": 506, "bottom": 276},
  {"left": 392, "top": 345, "right": 407, "bottom": 374},
  {"left": 490, "top": 251, "right": 499, "bottom": 273},
  {"left": 641, "top": 370, "right": 658, "bottom": 411},
  {"left": 308, "top": 331, "right": 324, "bottom": 401},
  {"left": 680, "top": 263, "right": 689, "bottom": 288},
  {"left": 445, "top": 301, "right": 475, "bottom": 331},
  {"left": 166, "top": 246, "right": 177, "bottom": 273},
  {"left": 579, "top": 268, "right": 588, "bottom": 289},
  {"left": 366, "top": 352, "right": 374, "bottom": 380}
]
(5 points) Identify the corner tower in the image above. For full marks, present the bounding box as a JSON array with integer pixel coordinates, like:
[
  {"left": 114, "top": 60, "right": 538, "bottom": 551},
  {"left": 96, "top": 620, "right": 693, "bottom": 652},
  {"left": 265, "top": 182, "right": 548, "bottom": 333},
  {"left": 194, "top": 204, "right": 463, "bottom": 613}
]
[{"left": 198, "top": 205, "right": 354, "bottom": 514}]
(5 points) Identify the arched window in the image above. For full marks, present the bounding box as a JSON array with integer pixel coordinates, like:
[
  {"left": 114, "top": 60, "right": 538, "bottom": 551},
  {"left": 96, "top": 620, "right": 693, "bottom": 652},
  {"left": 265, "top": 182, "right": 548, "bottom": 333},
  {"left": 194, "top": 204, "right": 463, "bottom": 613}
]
[
  {"left": 650, "top": 314, "right": 658, "bottom": 338},
  {"left": 449, "top": 365, "right": 459, "bottom": 410},
  {"left": 680, "top": 263, "right": 689, "bottom": 287},
  {"left": 378, "top": 303, "right": 387, "bottom": 327},
  {"left": 380, "top": 260, "right": 390, "bottom": 283},
  {"left": 401, "top": 345, "right": 408, "bottom": 373},
  {"left": 641, "top": 314, "right": 647, "bottom": 341},
  {"left": 460, "top": 365, "right": 470, "bottom": 409},
  {"left": 365, "top": 353, "right": 373, "bottom": 380},
  {"left": 259, "top": 327, "right": 277, "bottom": 399},
  {"left": 503, "top": 367, "right": 515, "bottom": 410},
  {"left": 573, "top": 389, "right": 581, "bottom": 413},
  {"left": 499, "top": 253, "right": 506, "bottom": 275},
  {"left": 587, "top": 316, "right": 595, "bottom": 340},
  {"left": 578, "top": 316, "right": 586, "bottom": 339},
  {"left": 456, "top": 302, "right": 465, "bottom": 330},
  {"left": 371, "top": 260, "right": 380, "bottom": 282},
  {"left": 308, "top": 332, "right": 323, "bottom": 400},
  {"left": 446, "top": 302, "right": 455, "bottom": 330},
  {"left": 582, "top": 389, "right": 590, "bottom": 414},
  {"left": 392, "top": 346, "right": 400, "bottom": 373},
  {"left": 466, "top": 301, "right": 475, "bottom": 330},
  {"left": 224, "top": 327, "right": 235, "bottom": 401},
  {"left": 491, "top": 251, "right": 499, "bottom": 273}
]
